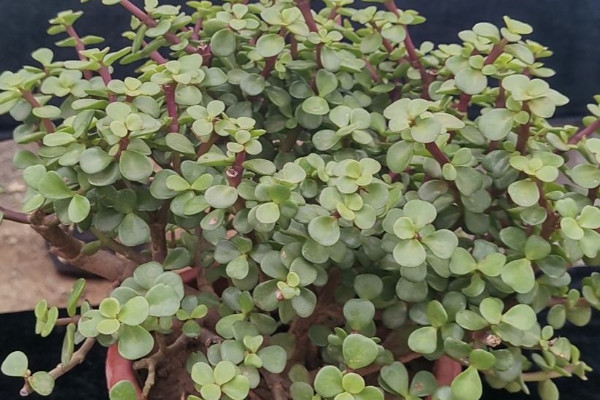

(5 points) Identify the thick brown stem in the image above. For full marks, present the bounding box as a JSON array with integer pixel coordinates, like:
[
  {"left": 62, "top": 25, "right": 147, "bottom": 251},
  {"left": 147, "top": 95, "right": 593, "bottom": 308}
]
[
  {"left": 30, "top": 212, "right": 136, "bottom": 281},
  {"left": 516, "top": 122, "right": 530, "bottom": 154},
  {"left": 150, "top": 203, "right": 169, "bottom": 263},
  {"left": 0, "top": 206, "right": 30, "bottom": 224},
  {"left": 90, "top": 227, "right": 150, "bottom": 264}
]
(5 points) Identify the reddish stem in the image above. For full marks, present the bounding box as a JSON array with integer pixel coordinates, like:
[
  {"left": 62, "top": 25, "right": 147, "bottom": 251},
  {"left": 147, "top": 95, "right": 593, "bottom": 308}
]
[
  {"left": 295, "top": 0, "right": 323, "bottom": 68},
  {"left": 262, "top": 56, "right": 277, "bottom": 78},
  {"left": 227, "top": 151, "right": 246, "bottom": 188},
  {"left": 568, "top": 119, "right": 600, "bottom": 144},
  {"left": 0, "top": 206, "right": 30, "bottom": 224},
  {"left": 458, "top": 93, "right": 471, "bottom": 113},
  {"left": 327, "top": 6, "right": 339, "bottom": 20},
  {"left": 295, "top": 0, "right": 318, "bottom": 33},
  {"left": 384, "top": 1, "right": 430, "bottom": 98},
  {"left": 121, "top": 0, "right": 197, "bottom": 54},
  {"left": 425, "top": 142, "right": 450, "bottom": 165},
  {"left": 120, "top": 0, "right": 157, "bottom": 27},
  {"left": 64, "top": 26, "right": 93, "bottom": 80},
  {"left": 197, "top": 133, "right": 219, "bottom": 158},
  {"left": 516, "top": 122, "right": 530, "bottom": 154},
  {"left": 20, "top": 90, "right": 55, "bottom": 133},
  {"left": 364, "top": 59, "right": 380, "bottom": 82},
  {"left": 192, "top": 18, "right": 202, "bottom": 41},
  {"left": 164, "top": 83, "right": 179, "bottom": 133},
  {"left": 484, "top": 38, "right": 508, "bottom": 65},
  {"left": 98, "top": 66, "right": 117, "bottom": 102}
]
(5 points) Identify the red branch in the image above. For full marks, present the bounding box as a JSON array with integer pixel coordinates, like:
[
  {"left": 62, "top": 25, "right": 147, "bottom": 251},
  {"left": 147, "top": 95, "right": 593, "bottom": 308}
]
[
  {"left": 568, "top": 119, "right": 600, "bottom": 144},
  {"left": 295, "top": 0, "right": 322, "bottom": 68},
  {"left": 64, "top": 26, "right": 93, "bottom": 80},
  {"left": 227, "top": 151, "right": 246, "bottom": 188},
  {"left": 20, "top": 90, "right": 55, "bottom": 133},
  {"left": 0, "top": 206, "right": 30, "bottom": 224},
  {"left": 164, "top": 83, "right": 179, "bottom": 133},
  {"left": 516, "top": 122, "right": 530, "bottom": 154},
  {"left": 121, "top": 0, "right": 197, "bottom": 54},
  {"left": 484, "top": 38, "right": 508, "bottom": 65},
  {"left": 425, "top": 142, "right": 450, "bottom": 165},
  {"left": 384, "top": 1, "right": 430, "bottom": 99}
]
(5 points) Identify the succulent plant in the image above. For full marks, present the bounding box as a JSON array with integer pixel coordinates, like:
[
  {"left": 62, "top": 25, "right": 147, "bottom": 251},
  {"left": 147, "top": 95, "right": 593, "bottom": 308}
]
[{"left": 1, "top": 1, "right": 600, "bottom": 400}]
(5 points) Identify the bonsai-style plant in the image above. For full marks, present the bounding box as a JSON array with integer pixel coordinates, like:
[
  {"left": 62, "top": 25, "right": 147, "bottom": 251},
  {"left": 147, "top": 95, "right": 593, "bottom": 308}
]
[{"left": 2, "top": 0, "right": 600, "bottom": 399}]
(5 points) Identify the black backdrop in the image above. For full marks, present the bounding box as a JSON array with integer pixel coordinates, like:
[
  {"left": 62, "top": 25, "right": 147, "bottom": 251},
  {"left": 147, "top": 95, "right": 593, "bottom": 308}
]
[{"left": 1, "top": 0, "right": 600, "bottom": 129}]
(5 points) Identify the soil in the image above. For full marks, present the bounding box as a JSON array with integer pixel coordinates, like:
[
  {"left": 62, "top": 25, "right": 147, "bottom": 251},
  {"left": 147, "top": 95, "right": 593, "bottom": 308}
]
[{"left": 0, "top": 140, "right": 112, "bottom": 313}]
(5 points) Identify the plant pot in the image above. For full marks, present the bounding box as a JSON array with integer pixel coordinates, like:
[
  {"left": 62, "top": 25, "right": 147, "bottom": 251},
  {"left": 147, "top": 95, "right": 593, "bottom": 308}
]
[{"left": 106, "top": 345, "right": 145, "bottom": 399}]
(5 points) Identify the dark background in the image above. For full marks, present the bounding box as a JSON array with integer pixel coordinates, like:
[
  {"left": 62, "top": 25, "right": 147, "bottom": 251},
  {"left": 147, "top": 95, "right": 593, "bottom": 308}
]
[{"left": 1, "top": 1, "right": 600, "bottom": 399}]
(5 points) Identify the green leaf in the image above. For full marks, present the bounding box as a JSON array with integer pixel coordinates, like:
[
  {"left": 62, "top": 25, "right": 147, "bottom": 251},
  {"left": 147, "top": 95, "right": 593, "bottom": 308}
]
[
  {"left": 214, "top": 360, "right": 236, "bottom": 385},
  {"left": 205, "top": 185, "right": 238, "bottom": 209},
  {"left": 387, "top": 141, "right": 414, "bottom": 173},
  {"left": 508, "top": 179, "right": 539, "bottom": 207},
  {"left": 501, "top": 304, "right": 536, "bottom": 330},
  {"left": 1, "top": 351, "right": 28, "bottom": 377},
  {"left": 379, "top": 362, "right": 409, "bottom": 396},
  {"left": 256, "top": 34, "right": 285, "bottom": 58},
  {"left": 501, "top": 258, "right": 535, "bottom": 294},
  {"left": 67, "top": 279, "right": 85, "bottom": 318},
  {"left": 257, "top": 345, "right": 287, "bottom": 373},
  {"left": 221, "top": 375, "right": 250, "bottom": 400},
  {"left": 455, "top": 68, "right": 487, "bottom": 95},
  {"left": 211, "top": 29, "right": 236, "bottom": 57},
  {"left": 422, "top": 229, "right": 458, "bottom": 259},
  {"left": 478, "top": 109, "right": 514, "bottom": 140},
  {"left": 145, "top": 283, "right": 181, "bottom": 317},
  {"left": 538, "top": 379, "right": 559, "bottom": 400},
  {"left": 191, "top": 362, "right": 215, "bottom": 386},
  {"left": 451, "top": 366, "right": 482, "bottom": 400},
  {"left": 118, "top": 296, "right": 149, "bottom": 326},
  {"left": 37, "top": 171, "right": 73, "bottom": 199},
  {"left": 240, "top": 74, "right": 265, "bottom": 96},
  {"left": 109, "top": 380, "right": 138, "bottom": 400},
  {"left": 226, "top": 255, "right": 249, "bottom": 280},
  {"left": 118, "top": 213, "right": 150, "bottom": 246},
  {"left": 302, "top": 96, "right": 329, "bottom": 116},
  {"left": 343, "top": 299, "right": 375, "bottom": 330},
  {"left": 119, "top": 150, "right": 153, "bottom": 182},
  {"left": 29, "top": 371, "right": 55, "bottom": 396},
  {"left": 469, "top": 349, "right": 496, "bottom": 370},
  {"left": 314, "top": 366, "right": 344, "bottom": 398},
  {"left": 166, "top": 133, "right": 195, "bottom": 154},
  {"left": 393, "top": 239, "right": 426, "bottom": 267},
  {"left": 68, "top": 194, "right": 91, "bottom": 223},
  {"left": 80, "top": 148, "right": 113, "bottom": 174},
  {"left": 33, "top": 105, "right": 61, "bottom": 119},
  {"left": 118, "top": 325, "right": 154, "bottom": 360},
  {"left": 479, "top": 298, "right": 503, "bottom": 324},
  {"left": 407, "top": 326, "right": 438, "bottom": 354},
  {"left": 342, "top": 334, "right": 378, "bottom": 369},
  {"left": 456, "top": 310, "right": 489, "bottom": 330},
  {"left": 256, "top": 202, "right": 280, "bottom": 224},
  {"left": 308, "top": 216, "right": 340, "bottom": 247},
  {"left": 411, "top": 117, "right": 442, "bottom": 143},
  {"left": 570, "top": 164, "right": 600, "bottom": 189}
]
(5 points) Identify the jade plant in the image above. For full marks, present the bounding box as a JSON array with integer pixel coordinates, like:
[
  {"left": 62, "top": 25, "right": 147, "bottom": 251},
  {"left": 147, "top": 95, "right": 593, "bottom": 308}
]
[{"left": 1, "top": 0, "right": 600, "bottom": 399}]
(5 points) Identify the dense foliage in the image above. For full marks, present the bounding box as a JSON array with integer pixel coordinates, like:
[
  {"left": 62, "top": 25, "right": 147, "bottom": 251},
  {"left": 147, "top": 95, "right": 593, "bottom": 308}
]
[{"left": 1, "top": 1, "right": 600, "bottom": 400}]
